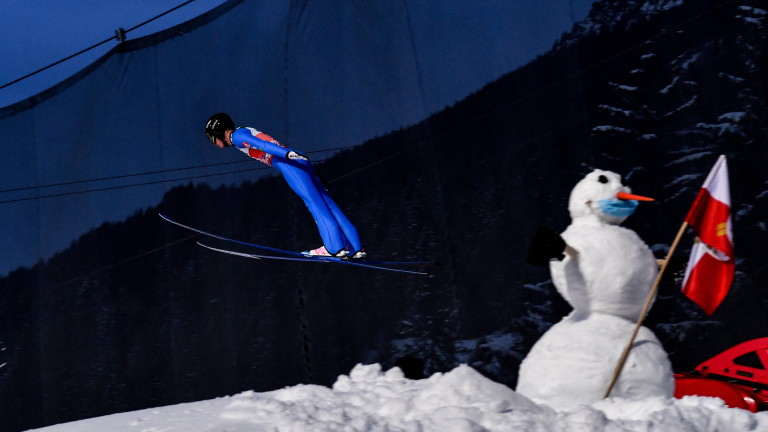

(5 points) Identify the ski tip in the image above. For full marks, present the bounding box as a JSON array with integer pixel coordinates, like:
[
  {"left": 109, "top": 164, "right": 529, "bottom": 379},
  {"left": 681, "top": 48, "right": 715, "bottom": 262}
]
[{"left": 196, "top": 241, "right": 263, "bottom": 260}]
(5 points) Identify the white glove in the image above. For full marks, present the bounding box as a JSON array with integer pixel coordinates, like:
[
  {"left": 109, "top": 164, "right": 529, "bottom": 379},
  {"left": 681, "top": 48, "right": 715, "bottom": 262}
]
[{"left": 286, "top": 150, "right": 309, "bottom": 161}]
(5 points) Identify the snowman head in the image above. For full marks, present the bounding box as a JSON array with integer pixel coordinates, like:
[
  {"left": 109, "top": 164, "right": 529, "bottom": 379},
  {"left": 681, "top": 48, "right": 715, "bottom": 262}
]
[{"left": 568, "top": 170, "right": 653, "bottom": 225}]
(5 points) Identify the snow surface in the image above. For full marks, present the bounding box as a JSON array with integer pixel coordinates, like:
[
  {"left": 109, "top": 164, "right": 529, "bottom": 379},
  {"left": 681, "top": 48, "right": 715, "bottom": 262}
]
[{"left": 27, "top": 363, "right": 768, "bottom": 432}]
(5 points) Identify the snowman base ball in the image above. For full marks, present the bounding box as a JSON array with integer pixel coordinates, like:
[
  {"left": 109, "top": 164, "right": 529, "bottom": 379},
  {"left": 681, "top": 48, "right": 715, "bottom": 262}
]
[{"left": 516, "top": 312, "right": 674, "bottom": 410}]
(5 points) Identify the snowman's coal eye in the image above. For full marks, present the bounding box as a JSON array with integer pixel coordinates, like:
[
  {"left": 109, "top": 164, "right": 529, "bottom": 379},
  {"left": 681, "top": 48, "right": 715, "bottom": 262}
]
[{"left": 598, "top": 175, "right": 608, "bottom": 184}]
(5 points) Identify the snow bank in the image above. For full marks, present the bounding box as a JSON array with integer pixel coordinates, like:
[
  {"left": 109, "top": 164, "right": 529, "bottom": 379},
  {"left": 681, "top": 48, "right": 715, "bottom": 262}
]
[{"left": 30, "top": 363, "right": 768, "bottom": 432}]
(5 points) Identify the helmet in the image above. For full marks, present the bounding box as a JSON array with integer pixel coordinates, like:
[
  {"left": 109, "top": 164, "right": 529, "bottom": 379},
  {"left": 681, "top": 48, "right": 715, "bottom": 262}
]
[{"left": 205, "top": 113, "right": 235, "bottom": 144}]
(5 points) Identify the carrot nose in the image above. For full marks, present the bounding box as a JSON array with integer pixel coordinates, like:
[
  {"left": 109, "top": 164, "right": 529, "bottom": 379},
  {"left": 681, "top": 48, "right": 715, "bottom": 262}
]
[{"left": 616, "top": 191, "right": 654, "bottom": 201}]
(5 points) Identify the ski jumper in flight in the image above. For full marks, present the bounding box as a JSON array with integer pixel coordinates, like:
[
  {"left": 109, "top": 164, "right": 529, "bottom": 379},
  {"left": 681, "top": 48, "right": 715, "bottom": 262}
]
[{"left": 204, "top": 113, "right": 365, "bottom": 259}]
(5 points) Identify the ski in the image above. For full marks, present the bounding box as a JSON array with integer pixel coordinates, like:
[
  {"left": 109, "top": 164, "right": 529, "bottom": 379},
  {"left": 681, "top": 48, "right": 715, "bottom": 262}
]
[
  {"left": 159, "top": 213, "right": 434, "bottom": 273},
  {"left": 196, "top": 242, "right": 430, "bottom": 275}
]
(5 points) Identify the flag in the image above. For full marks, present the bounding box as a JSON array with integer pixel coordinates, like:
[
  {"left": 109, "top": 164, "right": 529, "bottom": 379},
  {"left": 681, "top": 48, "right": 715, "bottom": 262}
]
[{"left": 681, "top": 155, "right": 734, "bottom": 315}]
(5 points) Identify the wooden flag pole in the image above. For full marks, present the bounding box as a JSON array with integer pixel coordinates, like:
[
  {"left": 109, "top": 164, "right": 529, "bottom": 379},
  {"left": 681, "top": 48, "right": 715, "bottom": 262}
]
[{"left": 603, "top": 221, "right": 689, "bottom": 398}]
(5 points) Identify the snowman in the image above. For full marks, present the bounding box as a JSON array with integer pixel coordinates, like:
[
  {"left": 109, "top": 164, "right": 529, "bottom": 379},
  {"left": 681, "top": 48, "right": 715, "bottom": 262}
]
[{"left": 517, "top": 169, "right": 674, "bottom": 410}]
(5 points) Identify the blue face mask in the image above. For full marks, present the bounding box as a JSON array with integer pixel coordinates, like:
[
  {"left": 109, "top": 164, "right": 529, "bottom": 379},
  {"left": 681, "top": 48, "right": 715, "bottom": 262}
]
[{"left": 597, "top": 198, "right": 638, "bottom": 218}]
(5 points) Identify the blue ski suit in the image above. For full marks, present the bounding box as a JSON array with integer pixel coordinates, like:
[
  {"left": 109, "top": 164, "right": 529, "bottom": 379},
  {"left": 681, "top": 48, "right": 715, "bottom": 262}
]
[{"left": 230, "top": 127, "right": 362, "bottom": 255}]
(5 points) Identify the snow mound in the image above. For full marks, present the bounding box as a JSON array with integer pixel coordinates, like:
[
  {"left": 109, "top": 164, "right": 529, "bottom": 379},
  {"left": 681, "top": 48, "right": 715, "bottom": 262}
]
[
  {"left": 31, "top": 364, "right": 768, "bottom": 432},
  {"left": 222, "top": 364, "right": 539, "bottom": 431}
]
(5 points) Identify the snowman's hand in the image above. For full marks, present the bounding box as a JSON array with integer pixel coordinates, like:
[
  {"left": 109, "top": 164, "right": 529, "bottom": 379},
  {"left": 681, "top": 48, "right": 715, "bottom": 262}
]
[{"left": 526, "top": 226, "right": 567, "bottom": 266}]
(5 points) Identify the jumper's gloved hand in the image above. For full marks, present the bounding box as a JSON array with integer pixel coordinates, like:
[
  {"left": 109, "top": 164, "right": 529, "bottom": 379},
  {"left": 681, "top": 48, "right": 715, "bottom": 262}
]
[
  {"left": 287, "top": 151, "right": 309, "bottom": 161},
  {"left": 526, "top": 226, "right": 567, "bottom": 266}
]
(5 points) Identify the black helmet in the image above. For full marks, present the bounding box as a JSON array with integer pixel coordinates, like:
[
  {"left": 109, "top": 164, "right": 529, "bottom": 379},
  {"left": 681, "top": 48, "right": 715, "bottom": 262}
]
[{"left": 205, "top": 113, "right": 235, "bottom": 144}]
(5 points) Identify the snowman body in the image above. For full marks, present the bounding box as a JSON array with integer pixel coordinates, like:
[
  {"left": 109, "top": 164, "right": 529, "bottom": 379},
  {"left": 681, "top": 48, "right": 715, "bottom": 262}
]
[
  {"left": 552, "top": 220, "right": 658, "bottom": 322},
  {"left": 516, "top": 312, "right": 674, "bottom": 410},
  {"left": 517, "top": 169, "right": 674, "bottom": 409}
]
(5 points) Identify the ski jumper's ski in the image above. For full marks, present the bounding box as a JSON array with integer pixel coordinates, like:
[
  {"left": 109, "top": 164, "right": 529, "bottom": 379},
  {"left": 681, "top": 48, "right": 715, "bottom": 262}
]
[
  {"left": 159, "top": 213, "right": 433, "bottom": 275},
  {"left": 196, "top": 242, "right": 430, "bottom": 275}
]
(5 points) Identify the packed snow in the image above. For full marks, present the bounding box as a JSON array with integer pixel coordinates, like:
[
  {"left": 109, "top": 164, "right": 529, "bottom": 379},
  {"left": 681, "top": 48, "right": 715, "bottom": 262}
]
[{"left": 28, "top": 363, "right": 768, "bottom": 432}]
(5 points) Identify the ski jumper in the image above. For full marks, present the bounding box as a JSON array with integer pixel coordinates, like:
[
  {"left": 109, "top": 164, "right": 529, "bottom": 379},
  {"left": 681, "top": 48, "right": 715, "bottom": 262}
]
[{"left": 230, "top": 127, "right": 362, "bottom": 255}]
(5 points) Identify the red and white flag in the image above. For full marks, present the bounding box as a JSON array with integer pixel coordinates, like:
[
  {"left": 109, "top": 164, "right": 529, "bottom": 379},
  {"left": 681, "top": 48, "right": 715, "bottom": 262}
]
[{"left": 681, "top": 155, "right": 734, "bottom": 315}]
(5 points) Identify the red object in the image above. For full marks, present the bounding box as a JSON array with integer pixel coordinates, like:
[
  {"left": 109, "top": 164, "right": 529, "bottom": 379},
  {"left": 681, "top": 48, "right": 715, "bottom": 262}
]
[
  {"left": 675, "top": 337, "right": 768, "bottom": 412},
  {"left": 681, "top": 155, "right": 734, "bottom": 315}
]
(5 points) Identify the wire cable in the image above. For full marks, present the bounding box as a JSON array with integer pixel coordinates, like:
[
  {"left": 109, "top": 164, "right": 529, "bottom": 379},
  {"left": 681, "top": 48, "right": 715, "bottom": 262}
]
[
  {"left": 0, "top": 165, "right": 267, "bottom": 205},
  {"left": 0, "top": 149, "right": 346, "bottom": 205},
  {"left": 0, "top": 159, "right": 251, "bottom": 194},
  {"left": 0, "top": 146, "right": 350, "bottom": 201},
  {"left": 0, "top": 0, "right": 198, "bottom": 91},
  {"left": 124, "top": 0, "right": 196, "bottom": 34}
]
